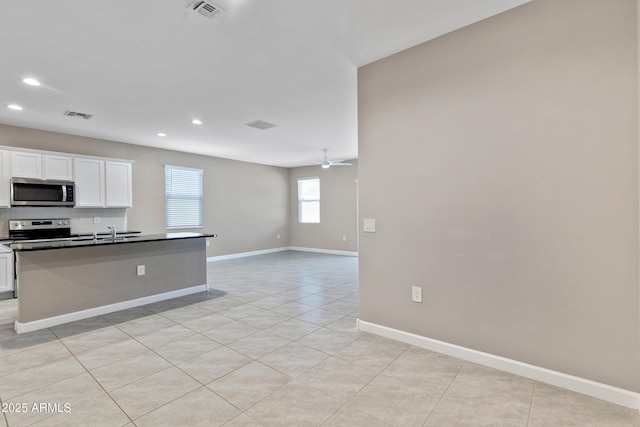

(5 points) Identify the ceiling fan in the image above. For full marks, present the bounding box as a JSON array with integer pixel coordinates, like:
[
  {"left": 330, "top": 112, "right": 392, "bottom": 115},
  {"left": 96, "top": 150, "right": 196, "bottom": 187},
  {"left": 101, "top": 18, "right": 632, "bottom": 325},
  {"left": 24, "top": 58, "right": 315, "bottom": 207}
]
[{"left": 320, "top": 148, "right": 352, "bottom": 168}]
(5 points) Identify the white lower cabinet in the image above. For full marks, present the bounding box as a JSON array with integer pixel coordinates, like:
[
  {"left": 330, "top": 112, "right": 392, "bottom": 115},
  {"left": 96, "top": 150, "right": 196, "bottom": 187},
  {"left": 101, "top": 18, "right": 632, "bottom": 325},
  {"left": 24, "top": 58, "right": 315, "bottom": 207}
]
[{"left": 0, "top": 247, "right": 13, "bottom": 293}]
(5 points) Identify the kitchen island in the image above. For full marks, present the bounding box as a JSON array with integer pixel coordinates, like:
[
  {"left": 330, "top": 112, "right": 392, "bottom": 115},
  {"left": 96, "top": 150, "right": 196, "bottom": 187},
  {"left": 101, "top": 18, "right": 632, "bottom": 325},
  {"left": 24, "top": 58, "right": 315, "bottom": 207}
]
[{"left": 11, "top": 232, "right": 212, "bottom": 334}]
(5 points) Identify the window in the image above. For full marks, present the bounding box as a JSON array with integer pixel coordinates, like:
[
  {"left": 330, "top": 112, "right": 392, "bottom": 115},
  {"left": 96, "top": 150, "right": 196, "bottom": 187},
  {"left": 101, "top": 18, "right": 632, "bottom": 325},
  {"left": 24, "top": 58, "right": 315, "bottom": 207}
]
[
  {"left": 165, "top": 165, "right": 203, "bottom": 229},
  {"left": 298, "top": 177, "right": 320, "bottom": 223}
]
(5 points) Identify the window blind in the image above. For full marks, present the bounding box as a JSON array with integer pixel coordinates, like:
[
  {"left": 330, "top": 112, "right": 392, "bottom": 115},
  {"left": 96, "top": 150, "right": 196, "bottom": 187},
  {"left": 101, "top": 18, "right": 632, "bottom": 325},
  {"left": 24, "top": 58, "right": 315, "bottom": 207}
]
[
  {"left": 165, "top": 165, "right": 203, "bottom": 229},
  {"left": 298, "top": 177, "right": 320, "bottom": 223}
]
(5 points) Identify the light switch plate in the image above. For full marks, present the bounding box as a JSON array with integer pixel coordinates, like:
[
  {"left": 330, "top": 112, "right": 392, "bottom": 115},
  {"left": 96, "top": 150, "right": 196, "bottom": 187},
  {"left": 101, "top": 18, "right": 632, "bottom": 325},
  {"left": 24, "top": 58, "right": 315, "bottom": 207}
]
[
  {"left": 363, "top": 218, "right": 376, "bottom": 233},
  {"left": 412, "top": 286, "right": 422, "bottom": 303},
  {"left": 137, "top": 265, "right": 145, "bottom": 276}
]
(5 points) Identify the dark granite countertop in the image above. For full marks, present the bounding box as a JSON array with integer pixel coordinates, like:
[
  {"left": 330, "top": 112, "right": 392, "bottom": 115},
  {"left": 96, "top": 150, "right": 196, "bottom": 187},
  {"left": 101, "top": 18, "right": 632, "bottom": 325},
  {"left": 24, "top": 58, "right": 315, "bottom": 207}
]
[
  {"left": 76, "top": 230, "right": 141, "bottom": 237},
  {"left": 0, "top": 231, "right": 141, "bottom": 243},
  {"left": 10, "top": 232, "right": 214, "bottom": 252}
]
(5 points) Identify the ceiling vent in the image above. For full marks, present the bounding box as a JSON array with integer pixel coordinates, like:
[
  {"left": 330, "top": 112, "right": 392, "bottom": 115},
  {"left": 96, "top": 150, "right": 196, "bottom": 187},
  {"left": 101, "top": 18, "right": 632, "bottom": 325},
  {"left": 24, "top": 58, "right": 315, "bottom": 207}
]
[
  {"left": 245, "top": 120, "right": 277, "bottom": 131},
  {"left": 187, "top": 0, "right": 224, "bottom": 20},
  {"left": 63, "top": 110, "right": 93, "bottom": 120}
]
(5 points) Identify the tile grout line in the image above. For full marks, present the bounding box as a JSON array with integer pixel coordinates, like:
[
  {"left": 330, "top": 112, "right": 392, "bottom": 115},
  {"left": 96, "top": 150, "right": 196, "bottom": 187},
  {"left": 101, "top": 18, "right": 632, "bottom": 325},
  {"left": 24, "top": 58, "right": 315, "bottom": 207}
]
[
  {"left": 421, "top": 360, "right": 466, "bottom": 426},
  {"left": 80, "top": 315, "right": 242, "bottom": 424},
  {"left": 1, "top": 396, "right": 7, "bottom": 427},
  {"left": 198, "top": 313, "right": 365, "bottom": 423},
  {"left": 0, "top": 339, "right": 90, "bottom": 426},
  {"left": 526, "top": 381, "right": 537, "bottom": 427},
  {"left": 8, "top": 254, "right": 362, "bottom": 425},
  {"left": 109, "top": 306, "right": 286, "bottom": 420},
  {"left": 49, "top": 326, "right": 136, "bottom": 427},
  {"left": 70, "top": 312, "right": 230, "bottom": 423},
  {"left": 317, "top": 341, "right": 413, "bottom": 426}
]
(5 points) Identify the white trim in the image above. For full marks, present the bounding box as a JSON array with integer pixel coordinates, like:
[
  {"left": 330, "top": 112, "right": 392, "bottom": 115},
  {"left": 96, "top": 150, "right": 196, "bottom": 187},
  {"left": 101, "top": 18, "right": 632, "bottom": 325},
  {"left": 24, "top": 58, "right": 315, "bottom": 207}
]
[
  {"left": 207, "top": 247, "right": 358, "bottom": 262},
  {"left": 357, "top": 319, "right": 640, "bottom": 410},
  {"left": 15, "top": 284, "right": 208, "bottom": 334},
  {"left": 290, "top": 247, "right": 358, "bottom": 257},
  {"left": 207, "top": 247, "right": 290, "bottom": 262}
]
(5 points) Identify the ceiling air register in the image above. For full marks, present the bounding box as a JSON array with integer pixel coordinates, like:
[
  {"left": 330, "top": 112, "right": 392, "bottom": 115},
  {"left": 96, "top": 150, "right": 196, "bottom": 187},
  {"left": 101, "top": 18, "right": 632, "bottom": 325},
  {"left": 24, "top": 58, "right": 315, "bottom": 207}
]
[{"left": 187, "top": 0, "right": 224, "bottom": 20}]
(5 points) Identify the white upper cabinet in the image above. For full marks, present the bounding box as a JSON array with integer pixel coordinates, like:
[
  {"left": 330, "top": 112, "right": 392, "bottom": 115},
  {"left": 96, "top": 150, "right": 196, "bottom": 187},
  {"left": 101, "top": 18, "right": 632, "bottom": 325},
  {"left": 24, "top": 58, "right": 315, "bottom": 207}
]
[
  {"left": 105, "top": 161, "right": 132, "bottom": 207},
  {"left": 73, "top": 158, "right": 105, "bottom": 207},
  {"left": 11, "top": 151, "right": 42, "bottom": 179},
  {"left": 43, "top": 155, "right": 73, "bottom": 181},
  {"left": 0, "top": 147, "right": 133, "bottom": 209},
  {"left": 0, "top": 150, "right": 10, "bottom": 207},
  {"left": 12, "top": 152, "right": 73, "bottom": 181}
]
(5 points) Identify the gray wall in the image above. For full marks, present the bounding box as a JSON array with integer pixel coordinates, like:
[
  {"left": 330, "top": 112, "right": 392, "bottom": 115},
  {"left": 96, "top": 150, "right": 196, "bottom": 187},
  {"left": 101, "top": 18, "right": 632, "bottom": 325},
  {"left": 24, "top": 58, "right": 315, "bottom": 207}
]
[
  {"left": 289, "top": 161, "right": 358, "bottom": 253},
  {"left": 17, "top": 238, "right": 207, "bottom": 323},
  {"left": 0, "top": 124, "right": 290, "bottom": 257},
  {"left": 358, "top": 0, "right": 639, "bottom": 391}
]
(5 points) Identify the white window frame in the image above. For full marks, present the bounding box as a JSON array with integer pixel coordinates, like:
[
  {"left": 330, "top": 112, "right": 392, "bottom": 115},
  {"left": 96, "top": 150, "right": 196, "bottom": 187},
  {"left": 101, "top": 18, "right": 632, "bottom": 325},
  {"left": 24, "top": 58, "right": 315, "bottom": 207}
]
[
  {"left": 165, "top": 165, "right": 203, "bottom": 230},
  {"left": 298, "top": 177, "right": 320, "bottom": 224}
]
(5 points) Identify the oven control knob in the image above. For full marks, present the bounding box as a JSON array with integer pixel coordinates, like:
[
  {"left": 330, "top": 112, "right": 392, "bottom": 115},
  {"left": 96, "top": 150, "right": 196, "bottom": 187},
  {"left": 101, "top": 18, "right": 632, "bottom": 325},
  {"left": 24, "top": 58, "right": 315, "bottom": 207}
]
[
  {"left": 57, "top": 221, "right": 62, "bottom": 225},
  {"left": 63, "top": 221, "right": 68, "bottom": 225},
  {"left": 20, "top": 222, "right": 25, "bottom": 226}
]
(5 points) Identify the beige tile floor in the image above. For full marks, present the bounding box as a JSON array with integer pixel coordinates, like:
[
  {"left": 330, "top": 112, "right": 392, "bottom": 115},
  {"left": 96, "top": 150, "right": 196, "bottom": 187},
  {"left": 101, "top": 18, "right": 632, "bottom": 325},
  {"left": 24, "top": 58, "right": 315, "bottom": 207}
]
[{"left": 0, "top": 251, "right": 638, "bottom": 426}]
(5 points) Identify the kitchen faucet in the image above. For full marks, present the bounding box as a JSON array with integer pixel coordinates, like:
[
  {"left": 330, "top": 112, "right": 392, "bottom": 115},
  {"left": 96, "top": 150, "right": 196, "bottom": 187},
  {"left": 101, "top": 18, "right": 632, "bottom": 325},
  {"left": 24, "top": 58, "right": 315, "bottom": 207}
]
[{"left": 108, "top": 225, "right": 116, "bottom": 239}]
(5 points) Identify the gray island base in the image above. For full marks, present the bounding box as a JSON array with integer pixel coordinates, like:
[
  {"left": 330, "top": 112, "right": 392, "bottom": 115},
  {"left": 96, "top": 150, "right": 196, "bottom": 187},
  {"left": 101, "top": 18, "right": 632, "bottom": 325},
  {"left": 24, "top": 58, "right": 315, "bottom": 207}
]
[{"left": 13, "top": 233, "right": 211, "bottom": 334}]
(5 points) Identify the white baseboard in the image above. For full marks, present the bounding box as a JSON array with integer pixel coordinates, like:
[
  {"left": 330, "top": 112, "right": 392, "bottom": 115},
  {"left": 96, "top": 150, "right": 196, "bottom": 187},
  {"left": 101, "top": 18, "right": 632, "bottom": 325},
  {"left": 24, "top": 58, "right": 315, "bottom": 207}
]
[
  {"left": 207, "top": 247, "right": 290, "bottom": 262},
  {"left": 290, "top": 247, "right": 358, "bottom": 257},
  {"left": 15, "top": 284, "right": 208, "bottom": 334},
  {"left": 207, "top": 246, "right": 358, "bottom": 262},
  {"left": 357, "top": 319, "right": 640, "bottom": 410}
]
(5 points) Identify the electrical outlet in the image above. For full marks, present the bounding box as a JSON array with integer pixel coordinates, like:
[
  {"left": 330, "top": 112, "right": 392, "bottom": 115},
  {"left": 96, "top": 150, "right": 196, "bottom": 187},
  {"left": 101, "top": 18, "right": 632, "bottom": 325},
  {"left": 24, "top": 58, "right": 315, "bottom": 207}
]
[
  {"left": 412, "top": 286, "right": 422, "bottom": 303},
  {"left": 206, "top": 240, "right": 211, "bottom": 247},
  {"left": 93, "top": 217, "right": 100, "bottom": 224},
  {"left": 277, "top": 234, "right": 281, "bottom": 240},
  {"left": 137, "top": 265, "right": 145, "bottom": 276},
  {"left": 342, "top": 235, "right": 347, "bottom": 242}
]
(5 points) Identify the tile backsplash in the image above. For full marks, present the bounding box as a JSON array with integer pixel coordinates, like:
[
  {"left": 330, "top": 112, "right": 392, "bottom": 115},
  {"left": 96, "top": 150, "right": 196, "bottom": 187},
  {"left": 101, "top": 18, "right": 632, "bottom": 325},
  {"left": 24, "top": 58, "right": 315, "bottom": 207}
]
[{"left": 0, "top": 208, "right": 127, "bottom": 237}]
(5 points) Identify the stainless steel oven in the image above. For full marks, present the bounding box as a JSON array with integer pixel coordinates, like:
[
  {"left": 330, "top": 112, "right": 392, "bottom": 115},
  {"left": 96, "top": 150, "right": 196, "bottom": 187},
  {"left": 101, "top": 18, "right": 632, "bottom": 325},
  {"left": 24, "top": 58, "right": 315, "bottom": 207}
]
[
  {"left": 9, "top": 218, "right": 72, "bottom": 241},
  {"left": 11, "top": 178, "right": 75, "bottom": 207},
  {"left": 5, "top": 218, "right": 74, "bottom": 300}
]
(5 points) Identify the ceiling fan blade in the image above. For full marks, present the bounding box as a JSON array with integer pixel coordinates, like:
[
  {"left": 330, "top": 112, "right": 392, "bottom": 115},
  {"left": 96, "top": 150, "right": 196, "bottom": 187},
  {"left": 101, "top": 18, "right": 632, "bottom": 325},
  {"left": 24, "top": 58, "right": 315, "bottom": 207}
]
[{"left": 318, "top": 148, "right": 352, "bottom": 167}]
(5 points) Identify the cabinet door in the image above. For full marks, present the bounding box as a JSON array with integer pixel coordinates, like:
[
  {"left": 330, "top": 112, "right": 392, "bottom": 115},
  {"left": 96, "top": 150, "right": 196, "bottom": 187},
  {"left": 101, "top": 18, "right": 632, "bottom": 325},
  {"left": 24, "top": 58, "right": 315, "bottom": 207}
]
[
  {"left": 0, "top": 150, "right": 10, "bottom": 207},
  {"left": 0, "top": 252, "right": 13, "bottom": 293},
  {"left": 44, "top": 155, "right": 73, "bottom": 180},
  {"left": 73, "top": 158, "right": 105, "bottom": 207},
  {"left": 11, "top": 151, "right": 42, "bottom": 179},
  {"left": 105, "top": 161, "right": 132, "bottom": 207}
]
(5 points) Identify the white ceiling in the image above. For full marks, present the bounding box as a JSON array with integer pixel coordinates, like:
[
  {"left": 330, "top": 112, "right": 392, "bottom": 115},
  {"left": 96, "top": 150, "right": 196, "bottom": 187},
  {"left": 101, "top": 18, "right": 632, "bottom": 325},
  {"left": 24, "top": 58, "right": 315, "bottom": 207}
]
[{"left": 0, "top": 0, "right": 529, "bottom": 168}]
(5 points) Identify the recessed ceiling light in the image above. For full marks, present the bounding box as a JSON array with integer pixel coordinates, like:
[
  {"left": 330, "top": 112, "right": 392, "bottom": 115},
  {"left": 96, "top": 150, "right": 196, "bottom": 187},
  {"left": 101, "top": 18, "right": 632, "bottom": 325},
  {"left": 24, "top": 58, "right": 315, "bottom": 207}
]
[
  {"left": 192, "top": 119, "right": 202, "bottom": 125},
  {"left": 7, "top": 104, "right": 23, "bottom": 111},
  {"left": 22, "top": 78, "right": 41, "bottom": 86},
  {"left": 157, "top": 133, "right": 167, "bottom": 137}
]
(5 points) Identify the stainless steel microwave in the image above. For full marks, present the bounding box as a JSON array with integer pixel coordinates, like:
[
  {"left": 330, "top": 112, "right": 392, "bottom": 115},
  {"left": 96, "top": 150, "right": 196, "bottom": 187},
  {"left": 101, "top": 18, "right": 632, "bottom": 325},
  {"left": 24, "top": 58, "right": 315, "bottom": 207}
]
[{"left": 11, "top": 178, "right": 75, "bottom": 207}]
